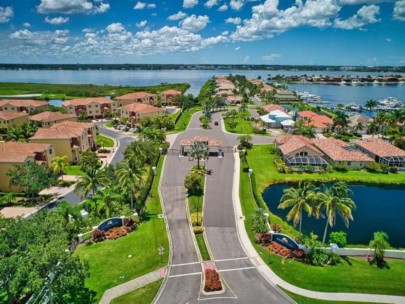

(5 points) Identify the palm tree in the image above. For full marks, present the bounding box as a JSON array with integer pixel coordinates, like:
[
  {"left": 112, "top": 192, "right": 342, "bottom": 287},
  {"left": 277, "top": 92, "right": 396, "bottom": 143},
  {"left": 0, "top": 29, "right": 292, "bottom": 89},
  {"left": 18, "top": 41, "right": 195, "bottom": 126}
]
[
  {"left": 93, "top": 186, "right": 122, "bottom": 218},
  {"left": 278, "top": 181, "right": 316, "bottom": 236},
  {"left": 51, "top": 155, "right": 69, "bottom": 180},
  {"left": 78, "top": 110, "right": 88, "bottom": 121},
  {"left": 365, "top": 99, "right": 378, "bottom": 112},
  {"left": 189, "top": 141, "right": 209, "bottom": 169},
  {"left": 20, "top": 122, "right": 37, "bottom": 141},
  {"left": 333, "top": 111, "right": 349, "bottom": 133},
  {"left": 353, "top": 122, "right": 364, "bottom": 134},
  {"left": 125, "top": 141, "right": 146, "bottom": 165},
  {"left": 315, "top": 182, "right": 356, "bottom": 245},
  {"left": 369, "top": 231, "right": 390, "bottom": 267},
  {"left": 367, "top": 120, "right": 377, "bottom": 137},
  {"left": 251, "top": 208, "right": 269, "bottom": 234},
  {"left": 74, "top": 168, "right": 108, "bottom": 200},
  {"left": 116, "top": 160, "right": 144, "bottom": 212},
  {"left": 6, "top": 125, "right": 22, "bottom": 142}
]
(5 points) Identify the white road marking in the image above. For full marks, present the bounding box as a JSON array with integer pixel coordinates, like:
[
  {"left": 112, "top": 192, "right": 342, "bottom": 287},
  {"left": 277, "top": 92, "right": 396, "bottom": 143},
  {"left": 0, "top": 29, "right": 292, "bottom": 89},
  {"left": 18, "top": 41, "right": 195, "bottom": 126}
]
[
  {"left": 168, "top": 272, "right": 202, "bottom": 278},
  {"left": 214, "top": 257, "right": 249, "bottom": 262},
  {"left": 171, "top": 261, "right": 201, "bottom": 267},
  {"left": 218, "top": 266, "right": 256, "bottom": 273}
]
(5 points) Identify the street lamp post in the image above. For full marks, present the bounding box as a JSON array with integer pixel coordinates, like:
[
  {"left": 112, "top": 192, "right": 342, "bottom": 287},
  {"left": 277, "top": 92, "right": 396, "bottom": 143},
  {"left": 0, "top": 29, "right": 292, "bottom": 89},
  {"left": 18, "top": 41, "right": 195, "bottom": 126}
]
[
  {"left": 159, "top": 147, "right": 163, "bottom": 155},
  {"left": 158, "top": 246, "right": 165, "bottom": 263},
  {"left": 152, "top": 166, "right": 157, "bottom": 176}
]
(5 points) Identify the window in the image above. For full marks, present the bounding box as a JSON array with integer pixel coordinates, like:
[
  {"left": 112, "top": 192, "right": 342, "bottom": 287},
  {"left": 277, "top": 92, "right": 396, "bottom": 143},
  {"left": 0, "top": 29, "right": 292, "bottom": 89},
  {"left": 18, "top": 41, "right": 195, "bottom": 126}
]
[
  {"left": 49, "top": 148, "right": 53, "bottom": 154},
  {"left": 347, "top": 161, "right": 352, "bottom": 166},
  {"left": 96, "top": 110, "right": 99, "bottom": 113},
  {"left": 95, "top": 104, "right": 99, "bottom": 107},
  {"left": 12, "top": 107, "right": 15, "bottom": 110},
  {"left": 89, "top": 111, "right": 92, "bottom": 114},
  {"left": 70, "top": 106, "right": 73, "bottom": 109},
  {"left": 296, "top": 151, "right": 308, "bottom": 156},
  {"left": 88, "top": 105, "right": 92, "bottom": 108}
]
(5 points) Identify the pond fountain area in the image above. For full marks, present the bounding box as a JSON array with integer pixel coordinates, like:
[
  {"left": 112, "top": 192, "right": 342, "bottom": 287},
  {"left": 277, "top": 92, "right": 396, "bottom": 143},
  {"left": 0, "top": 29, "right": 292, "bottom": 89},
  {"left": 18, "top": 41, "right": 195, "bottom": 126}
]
[{"left": 262, "top": 184, "right": 405, "bottom": 248}]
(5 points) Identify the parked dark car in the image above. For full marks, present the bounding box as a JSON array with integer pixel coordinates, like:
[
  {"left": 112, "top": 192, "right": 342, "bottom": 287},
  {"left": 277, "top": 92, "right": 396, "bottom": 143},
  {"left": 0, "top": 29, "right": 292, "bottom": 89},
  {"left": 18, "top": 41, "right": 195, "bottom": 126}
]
[{"left": 214, "top": 121, "right": 219, "bottom": 126}]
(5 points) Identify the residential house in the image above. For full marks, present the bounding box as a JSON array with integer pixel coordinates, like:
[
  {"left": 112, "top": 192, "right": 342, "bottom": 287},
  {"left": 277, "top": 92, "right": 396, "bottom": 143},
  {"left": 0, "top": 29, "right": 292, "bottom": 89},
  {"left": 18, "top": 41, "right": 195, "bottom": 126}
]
[
  {"left": 262, "top": 104, "right": 287, "bottom": 113},
  {"left": 161, "top": 89, "right": 182, "bottom": 105},
  {"left": 119, "top": 103, "right": 165, "bottom": 126},
  {"left": 348, "top": 114, "right": 373, "bottom": 134},
  {"left": 63, "top": 97, "right": 112, "bottom": 118},
  {"left": 275, "top": 135, "right": 328, "bottom": 168},
  {"left": 274, "top": 89, "right": 298, "bottom": 102},
  {"left": 297, "top": 110, "right": 333, "bottom": 133},
  {"left": 115, "top": 92, "right": 157, "bottom": 106},
  {"left": 225, "top": 95, "right": 243, "bottom": 105},
  {"left": 30, "top": 121, "right": 95, "bottom": 163},
  {"left": 30, "top": 111, "right": 77, "bottom": 128},
  {"left": 0, "top": 99, "right": 48, "bottom": 113},
  {"left": 312, "top": 138, "right": 373, "bottom": 167},
  {"left": 0, "top": 111, "right": 30, "bottom": 140},
  {"left": 260, "top": 110, "right": 294, "bottom": 129},
  {"left": 355, "top": 138, "right": 405, "bottom": 170},
  {"left": 0, "top": 142, "right": 54, "bottom": 192}
]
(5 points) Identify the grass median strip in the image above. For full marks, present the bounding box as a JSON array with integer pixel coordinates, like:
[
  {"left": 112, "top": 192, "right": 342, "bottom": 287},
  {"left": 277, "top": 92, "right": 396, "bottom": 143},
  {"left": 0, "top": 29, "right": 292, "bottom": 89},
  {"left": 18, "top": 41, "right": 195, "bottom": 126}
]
[
  {"left": 74, "top": 157, "right": 168, "bottom": 302},
  {"left": 239, "top": 149, "right": 405, "bottom": 296},
  {"left": 96, "top": 134, "right": 115, "bottom": 148}
]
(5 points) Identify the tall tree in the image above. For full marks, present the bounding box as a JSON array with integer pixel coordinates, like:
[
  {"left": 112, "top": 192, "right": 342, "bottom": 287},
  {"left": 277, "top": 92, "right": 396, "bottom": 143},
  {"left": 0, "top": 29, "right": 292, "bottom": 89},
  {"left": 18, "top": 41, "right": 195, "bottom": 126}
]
[
  {"left": 74, "top": 168, "right": 107, "bottom": 199},
  {"left": 315, "top": 182, "right": 356, "bottom": 245},
  {"left": 189, "top": 141, "right": 209, "bottom": 169},
  {"left": 51, "top": 155, "right": 69, "bottom": 180},
  {"left": 93, "top": 186, "right": 122, "bottom": 218},
  {"left": 365, "top": 99, "right": 377, "bottom": 112},
  {"left": 333, "top": 111, "right": 349, "bottom": 133},
  {"left": 116, "top": 160, "right": 144, "bottom": 212},
  {"left": 278, "top": 181, "right": 316, "bottom": 236}
]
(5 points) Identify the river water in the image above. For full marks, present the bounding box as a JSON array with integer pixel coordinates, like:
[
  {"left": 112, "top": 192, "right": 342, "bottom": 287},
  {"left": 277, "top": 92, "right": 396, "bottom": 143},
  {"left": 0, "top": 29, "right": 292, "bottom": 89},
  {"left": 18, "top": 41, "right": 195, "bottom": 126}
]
[
  {"left": 1, "top": 69, "right": 404, "bottom": 106},
  {"left": 262, "top": 184, "right": 405, "bottom": 247}
]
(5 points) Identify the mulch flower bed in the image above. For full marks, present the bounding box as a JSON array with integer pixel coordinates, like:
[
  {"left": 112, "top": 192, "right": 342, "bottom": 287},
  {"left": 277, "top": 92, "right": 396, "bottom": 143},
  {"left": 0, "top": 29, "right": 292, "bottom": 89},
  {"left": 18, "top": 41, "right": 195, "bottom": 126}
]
[{"left": 204, "top": 269, "right": 222, "bottom": 292}]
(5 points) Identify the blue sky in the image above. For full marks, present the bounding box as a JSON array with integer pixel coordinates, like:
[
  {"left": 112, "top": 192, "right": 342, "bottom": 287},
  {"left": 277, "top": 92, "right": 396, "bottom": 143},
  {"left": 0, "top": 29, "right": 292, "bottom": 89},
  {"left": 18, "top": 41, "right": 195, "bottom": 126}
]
[{"left": 0, "top": 0, "right": 404, "bottom": 65}]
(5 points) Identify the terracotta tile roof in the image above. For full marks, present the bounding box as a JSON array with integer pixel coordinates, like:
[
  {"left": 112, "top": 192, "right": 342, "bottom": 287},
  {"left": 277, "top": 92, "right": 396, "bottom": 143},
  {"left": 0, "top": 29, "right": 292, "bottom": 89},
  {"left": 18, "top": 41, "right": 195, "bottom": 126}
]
[
  {"left": 298, "top": 110, "right": 318, "bottom": 118},
  {"left": 30, "top": 111, "right": 77, "bottom": 123},
  {"left": 0, "top": 111, "right": 29, "bottom": 121},
  {"left": 0, "top": 142, "right": 51, "bottom": 163},
  {"left": 355, "top": 138, "right": 405, "bottom": 157},
  {"left": 62, "top": 97, "right": 111, "bottom": 107},
  {"left": 275, "top": 135, "right": 322, "bottom": 156},
  {"left": 0, "top": 99, "right": 48, "bottom": 108},
  {"left": 162, "top": 89, "right": 182, "bottom": 95},
  {"left": 119, "top": 103, "right": 163, "bottom": 114},
  {"left": 312, "top": 138, "right": 373, "bottom": 162},
  {"left": 30, "top": 125, "right": 85, "bottom": 139},
  {"left": 115, "top": 92, "right": 156, "bottom": 100},
  {"left": 226, "top": 95, "right": 243, "bottom": 103},
  {"left": 307, "top": 115, "right": 333, "bottom": 129},
  {"left": 55, "top": 120, "right": 94, "bottom": 129},
  {"left": 180, "top": 136, "right": 222, "bottom": 147},
  {"left": 348, "top": 114, "right": 373, "bottom": 128},
  {"left": 261, "top": 84, "right": 274, "bottom": 92},
  {"left": 262, "top": 104, "right": 287, "bottom": 113}
]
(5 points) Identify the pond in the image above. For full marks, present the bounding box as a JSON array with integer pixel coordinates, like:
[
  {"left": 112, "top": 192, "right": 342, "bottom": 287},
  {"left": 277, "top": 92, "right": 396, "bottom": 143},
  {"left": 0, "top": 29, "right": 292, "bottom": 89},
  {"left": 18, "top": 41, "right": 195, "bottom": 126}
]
[{"left": 262, "top": 184, "right": 405, "bottom": 248}]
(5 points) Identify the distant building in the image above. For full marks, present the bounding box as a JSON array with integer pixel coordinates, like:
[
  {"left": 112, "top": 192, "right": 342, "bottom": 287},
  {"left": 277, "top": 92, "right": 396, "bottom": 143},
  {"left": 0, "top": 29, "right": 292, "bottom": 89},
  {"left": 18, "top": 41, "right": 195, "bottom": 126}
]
[
  {"left": 161, "top": 89, "right": 182, "bottom": 105},
  {"left": 0, "top": 111, "right": 30, "bottom": 140},
  {"left": 0, "top": 142, "right": 54, "bottom": 192},
  {"left": 355, "top": 138, "right": 405, "bottom": 170},
  {"left": 30, "top": 121, "right": 96, "bottom": 163},
  {"left": 260, "top": 110, "right": 293, "bottom": 129},
  {"left": 348, "top": 114, "right": 373, "bottom": 134},
  {"left": 262, "top": 104, "right": 287, "bottom": 113},
  {"left": 0, "top": 99, "right": 48, "bottom": 113},
  {"left": 312, "top": 138, "right": 373, "bottom": 167},
  {"left": 30, "top": 111, "right": 77, "bottom": 128},
  {"left": 225, "top": 95, "right": 243, "bottom": 105},
  {"left": 118, "top": 103, "right": 165, "bottom": 124},
  {"left": 274, "top": 89, "right": 298, "bottom": 102},
  {"left": 115, "top": 92, "right": 157, "bottom": 106},
  {"left": 297, "top": 110, "right": 333, "bottom": 133},
  {"left": 63, "top": 97, "right": 113, "bottom": 119}
]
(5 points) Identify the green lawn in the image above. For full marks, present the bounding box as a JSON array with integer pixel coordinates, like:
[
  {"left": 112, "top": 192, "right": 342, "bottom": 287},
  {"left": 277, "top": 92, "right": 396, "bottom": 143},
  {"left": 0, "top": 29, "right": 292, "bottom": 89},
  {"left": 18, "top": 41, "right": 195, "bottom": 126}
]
[
  {"left": 239, "top": 150, "right": 405, "bottom": 296},
  {"left": 65, "top": 165, "right": 85, "bottom": 176},
  {"left": 74, "top": 158, "right": 168, "bottom": 302},
  {"left": 172, "top": 107, "right": 202, "bottom": 133},
  {"left": 223, "top": 110, "right": 255, "bottom": 134},
  {"left": 195, "top": 233, "right": 211, "bottom": 261},
  {"left": 96, "top": 134, "right": 115, "bottom": 148},
  {"left": 279, "top": 287, "right": 382, "bottom": 304},
  {"left": 111, "top": 279, "right": 163, "bottom": 304}
]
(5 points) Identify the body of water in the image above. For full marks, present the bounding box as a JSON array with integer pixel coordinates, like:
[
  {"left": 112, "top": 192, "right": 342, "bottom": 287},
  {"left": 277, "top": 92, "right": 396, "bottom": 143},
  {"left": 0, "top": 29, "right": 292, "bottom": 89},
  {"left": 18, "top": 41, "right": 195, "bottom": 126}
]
[
  {"left": 262, "top": 184, "right": 405, "bottom": 248},
  {"left": 1, "top": 69, "right": 404, "bottom": 105}
]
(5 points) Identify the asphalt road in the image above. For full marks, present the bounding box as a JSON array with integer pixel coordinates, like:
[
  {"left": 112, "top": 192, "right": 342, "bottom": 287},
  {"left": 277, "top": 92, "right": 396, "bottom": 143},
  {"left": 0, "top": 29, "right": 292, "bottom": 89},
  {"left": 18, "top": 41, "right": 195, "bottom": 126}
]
[{"left": 156, "top": 111, "right": 293, "bottom": 303}]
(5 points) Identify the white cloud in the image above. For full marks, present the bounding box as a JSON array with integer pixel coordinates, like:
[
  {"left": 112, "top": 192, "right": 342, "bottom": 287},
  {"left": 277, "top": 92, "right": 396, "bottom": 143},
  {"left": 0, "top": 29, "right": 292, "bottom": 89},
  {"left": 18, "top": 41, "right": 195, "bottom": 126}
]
[
  {"left": 23, "top": 22, "right": 31, "bottom": 27},
  {"left": 334, "top": 4, "right": 380, "bottom": 29},
  {"left": 9, "top": 29, "right": 70, "bottom": 45},
  {"left": 134, "top": 1, "right": 146, "bottom": 9},
  {"left": 262, "top": 53, "right": 281, "bottom": 61},
  {"left": 230, "top": 0, "right": 244, "bottom": 10},
  {"left": 9, "top": 29, "right": 33, "bottom": 40},
  {"left": 337, "top": 0, "right": 390, "bottom": 5},
  {"left": 235, "top": 46, "right": 241, "bottom": 50},
  {"left": 218, "top": 4, "right": 228, "bottom": 11},
  {"left": 180, "top": 15, "right": 209, "bottom": 32},
  {"left": 204, "top": 0, "right": 219, "bottom": 8},
  {"left": 106, "top": 23, "right": 125, "bottom": 33},
  {"left": 168, "top": 11, "right": 187, "bottom": 20},
  {"left": 226, "top": 17, "right": 242, "bottom": 24},
  {"left": 37, "top": 0, "right": 109, "bottom": 14},
  {"left": 0, "top": 6, "right": 14, "bottom": 23},
  {"left": 45, "top": 16, "right": 70, "bottom": 25},
  {"left": 136, "top": 20, "right": 148, "bottom": 27},
  {"left": 148, "top": 3, "right": 156, "bottom": 8},
  {"left": 393, "top": 0, "right": 405, "bottom": 21},
  {"left": 183, "top": 0, "right": 198, "bottom": 8}
]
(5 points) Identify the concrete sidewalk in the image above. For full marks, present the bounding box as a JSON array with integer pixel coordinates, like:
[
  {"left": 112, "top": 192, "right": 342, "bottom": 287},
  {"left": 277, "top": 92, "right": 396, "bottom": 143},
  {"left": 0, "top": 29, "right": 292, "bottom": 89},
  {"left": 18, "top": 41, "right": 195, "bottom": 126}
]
[
  {"left": 99, "top": 268, "right": 164, "bottom": 304},
  {"left": 232, "top": 150, "right": 405, "bottom": 304}
]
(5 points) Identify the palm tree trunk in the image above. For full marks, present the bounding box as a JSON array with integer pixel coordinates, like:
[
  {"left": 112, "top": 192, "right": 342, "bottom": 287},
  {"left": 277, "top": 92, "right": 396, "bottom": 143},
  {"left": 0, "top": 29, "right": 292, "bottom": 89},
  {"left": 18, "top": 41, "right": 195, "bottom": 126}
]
[
  {"left": 322, "top": 215, "right": 330, "bottom": 245},
  {"left": 197, "top": 158, "right": 200, "bottom": 169},
  {"left": 299, "top": 212, "right": 302, "bottom": 236},
  {"left": 130, "top": 190, "right": 134, "bottom": 210}
]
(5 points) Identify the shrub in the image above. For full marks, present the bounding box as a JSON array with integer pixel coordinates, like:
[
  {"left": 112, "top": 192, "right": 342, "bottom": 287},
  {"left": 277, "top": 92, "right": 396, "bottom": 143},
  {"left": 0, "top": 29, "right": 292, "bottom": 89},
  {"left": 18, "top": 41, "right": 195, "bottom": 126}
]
[
  {"left": 190, "top": 212, "right": 202, "bottom": 227},
  {"left": 333, "top": 163, "right": 349, "bottom": 172},
  {"left": 380, "top": 163, "right": 389, "bottom": 174},
  {"left": 92, "top": 229, "right": 105, "bottom": 243},
  {"left": 193, "top": 226, "right": 204, "bottom": 234},
  {"left": 309, "top": 248, "right": 330, "bottom": 266},
  {"left": 98, "top": 148, "right": 111, "bottom": 154},
  {"left": 329, "top": 231, "right": 347, "bottom": 248},
  {"left": 327, "top": 253, "right": 342, "bottom": 266},
  {"left": 389, "top": 166, "right": 398, "bottom": 174},
  {"left": 184, "top": 171, "right": 204, "bottom": 195},
  {"left": 271, "top": 223, "right": 282, "bottom": 233},
  {"left": 365, "top": 162, "right": 381, "bottom": 173},
  {"left": 204, "top": 269, "right": 222, "bottom": 292}
]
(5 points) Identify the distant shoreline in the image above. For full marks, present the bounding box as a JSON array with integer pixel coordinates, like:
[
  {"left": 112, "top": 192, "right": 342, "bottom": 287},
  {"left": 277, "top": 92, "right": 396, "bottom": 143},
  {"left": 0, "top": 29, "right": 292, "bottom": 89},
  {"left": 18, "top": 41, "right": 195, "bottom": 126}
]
[{"left": 0, "top": 64, "right": 404, "bottom": 73}]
